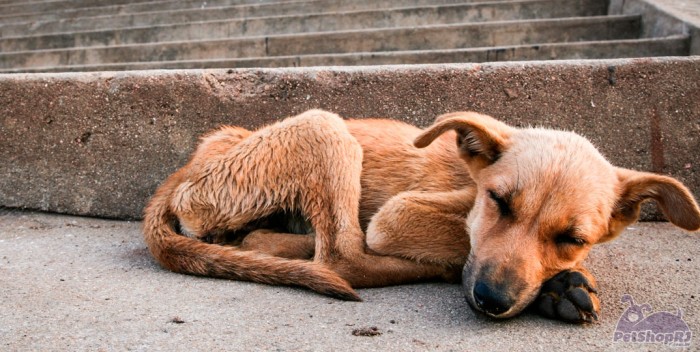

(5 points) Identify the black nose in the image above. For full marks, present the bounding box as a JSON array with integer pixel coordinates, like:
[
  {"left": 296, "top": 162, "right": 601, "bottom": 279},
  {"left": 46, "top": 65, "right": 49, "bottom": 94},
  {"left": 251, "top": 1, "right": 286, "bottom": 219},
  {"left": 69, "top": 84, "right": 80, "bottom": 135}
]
[{"left": 473, "top": 281, "right": 514, "bottom": 316}]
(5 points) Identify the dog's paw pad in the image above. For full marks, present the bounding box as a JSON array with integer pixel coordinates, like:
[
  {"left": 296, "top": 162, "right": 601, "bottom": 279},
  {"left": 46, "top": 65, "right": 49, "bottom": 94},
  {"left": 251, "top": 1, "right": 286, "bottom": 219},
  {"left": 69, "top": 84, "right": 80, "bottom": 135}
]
[{"left": 534, "top": 270, "right": 599, "bottom": 324}]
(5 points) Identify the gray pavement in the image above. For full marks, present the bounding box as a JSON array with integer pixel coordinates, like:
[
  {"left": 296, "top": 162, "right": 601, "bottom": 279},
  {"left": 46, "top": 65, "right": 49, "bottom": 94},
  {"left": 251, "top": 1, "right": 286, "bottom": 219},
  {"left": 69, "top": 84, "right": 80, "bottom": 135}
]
[{"left": 1, "top": 209, "right": 698, "bottom": 351}]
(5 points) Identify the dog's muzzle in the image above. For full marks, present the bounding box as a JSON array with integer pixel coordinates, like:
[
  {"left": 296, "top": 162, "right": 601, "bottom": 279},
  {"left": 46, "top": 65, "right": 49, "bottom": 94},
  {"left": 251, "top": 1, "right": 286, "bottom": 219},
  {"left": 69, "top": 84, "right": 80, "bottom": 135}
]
[
  {"left": 462, "top": 259, "right": 533, "bottom": 319},
  {"left": 472, "top": 281, "right": 514, "bottom": 316}
]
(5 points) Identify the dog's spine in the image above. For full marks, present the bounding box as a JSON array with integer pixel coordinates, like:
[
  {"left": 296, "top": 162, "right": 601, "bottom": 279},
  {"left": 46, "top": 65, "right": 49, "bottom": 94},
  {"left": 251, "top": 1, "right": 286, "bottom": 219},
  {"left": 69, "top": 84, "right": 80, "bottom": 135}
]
[{"left": 142, "top": 175, "right": 360, "bottom": 301}]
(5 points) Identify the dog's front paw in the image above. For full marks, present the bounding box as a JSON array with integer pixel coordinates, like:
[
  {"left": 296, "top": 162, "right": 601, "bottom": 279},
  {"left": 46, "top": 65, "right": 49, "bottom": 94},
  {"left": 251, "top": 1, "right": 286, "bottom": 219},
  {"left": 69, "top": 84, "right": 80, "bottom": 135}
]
[{"left": 534, "top": 270, "right": 600, "bottom": 324}]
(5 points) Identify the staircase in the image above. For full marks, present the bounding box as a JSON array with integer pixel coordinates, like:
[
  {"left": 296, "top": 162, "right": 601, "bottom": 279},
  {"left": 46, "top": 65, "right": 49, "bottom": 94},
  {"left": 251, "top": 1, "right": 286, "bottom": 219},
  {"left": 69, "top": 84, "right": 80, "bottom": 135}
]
[
  {"left": 0, "top": 0, "right": 692, "bottom": 73},
  {"left": 1, "top": 0, "right": 698, "bottom": 220}
]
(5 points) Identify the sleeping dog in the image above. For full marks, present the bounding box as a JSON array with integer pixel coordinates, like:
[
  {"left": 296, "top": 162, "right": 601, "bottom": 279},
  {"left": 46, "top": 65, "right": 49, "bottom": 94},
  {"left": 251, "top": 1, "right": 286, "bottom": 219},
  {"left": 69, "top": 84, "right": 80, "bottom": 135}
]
[{"left": 143, "top": 109, "right": 700, "bottom": 323}]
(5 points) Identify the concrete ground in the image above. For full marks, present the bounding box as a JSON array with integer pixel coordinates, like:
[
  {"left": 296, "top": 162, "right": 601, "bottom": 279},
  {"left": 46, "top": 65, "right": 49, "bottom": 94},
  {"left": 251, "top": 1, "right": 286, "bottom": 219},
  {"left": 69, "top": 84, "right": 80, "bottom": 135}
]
[{"left": 0, "top": 209, "right": 697, "bottom": 351}]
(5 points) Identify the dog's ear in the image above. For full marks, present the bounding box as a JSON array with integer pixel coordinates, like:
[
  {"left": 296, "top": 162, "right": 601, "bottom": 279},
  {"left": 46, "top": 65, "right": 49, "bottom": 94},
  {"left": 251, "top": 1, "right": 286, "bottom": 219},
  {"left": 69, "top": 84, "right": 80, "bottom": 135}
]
[
  {"left": 604, "top": 168, "right": 700, "bottom": 241},
  {"left": 414, "top": 112, "right": 515, "bottom": 168}
]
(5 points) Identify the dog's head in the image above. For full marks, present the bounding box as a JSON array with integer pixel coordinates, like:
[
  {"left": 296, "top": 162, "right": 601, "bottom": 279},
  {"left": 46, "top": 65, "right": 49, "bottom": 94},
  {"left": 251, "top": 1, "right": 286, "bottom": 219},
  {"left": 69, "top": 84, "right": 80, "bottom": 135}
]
[{"left": 415, "top": 112, "right": 700, "bottom": 318}]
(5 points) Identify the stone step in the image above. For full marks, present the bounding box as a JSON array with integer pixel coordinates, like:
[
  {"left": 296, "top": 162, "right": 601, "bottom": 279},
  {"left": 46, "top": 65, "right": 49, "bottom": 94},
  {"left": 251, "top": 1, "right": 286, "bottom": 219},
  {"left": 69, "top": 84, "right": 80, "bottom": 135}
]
[
  {"left": 0, "top": 0, "right": 293, "bottom": 18},
  {"left": 0, "top": 0, "right": 495, "bottom": 25},
  {"left": 0, "top": 0, "right": 512, "bottom": 16},
  {"left": 0, "top": 36, "right": 686, "bottom": 73},
  {"left": 0, "top": 0, "right": 542, "bottom": 35},
  {"left": 0, "top": 15, "right": 642, "bottom": 70},
  {"left": 0, "top": 0, "right": 608, "bottom": 52},
  {"left": 0, "top": 0, "right": 165, "bottom": 16},
  {"left": 1, "top": 58, "right": 698, "bottom": 219},
  {"left": 0, "top": 0, "right": 56, "bottom": 4}
]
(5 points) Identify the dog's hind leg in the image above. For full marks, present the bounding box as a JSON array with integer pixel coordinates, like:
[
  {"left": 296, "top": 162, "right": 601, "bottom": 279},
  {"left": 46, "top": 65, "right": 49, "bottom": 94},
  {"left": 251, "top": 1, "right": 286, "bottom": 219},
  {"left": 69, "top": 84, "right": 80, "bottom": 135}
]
[
  {"left": 149, "top": 111, "right": 367, "bottom": 300},
  {"left": 249, "top": 112, "right": 457, "bottom": 288},
  {"left": 187, "top": 110, "right": 455, "bottom": 289}
]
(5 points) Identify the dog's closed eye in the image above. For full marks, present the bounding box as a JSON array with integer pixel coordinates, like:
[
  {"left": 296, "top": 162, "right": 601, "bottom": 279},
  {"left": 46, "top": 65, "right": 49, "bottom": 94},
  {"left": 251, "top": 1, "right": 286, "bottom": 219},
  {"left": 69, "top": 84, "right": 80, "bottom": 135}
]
[
  {"left": 554, "top": 228, "right": 587, "bottom": 247},
  {"left": 488, "top": 190, "right": 513, "bottom": 218}
]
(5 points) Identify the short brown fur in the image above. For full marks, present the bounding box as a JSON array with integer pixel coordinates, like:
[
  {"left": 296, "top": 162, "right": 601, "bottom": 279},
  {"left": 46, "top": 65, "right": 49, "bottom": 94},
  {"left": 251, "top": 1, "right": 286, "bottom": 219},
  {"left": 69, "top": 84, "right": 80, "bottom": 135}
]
[{"left": 143, "top": 109, "right": 700, "bottom": 323}]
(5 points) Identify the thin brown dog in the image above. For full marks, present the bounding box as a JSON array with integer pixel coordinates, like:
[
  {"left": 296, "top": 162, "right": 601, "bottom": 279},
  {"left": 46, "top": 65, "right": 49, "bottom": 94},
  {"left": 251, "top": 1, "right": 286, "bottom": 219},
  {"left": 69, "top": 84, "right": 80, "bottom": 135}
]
[{"left": 143, "top": 109, "right": 700, "bottom": 323}]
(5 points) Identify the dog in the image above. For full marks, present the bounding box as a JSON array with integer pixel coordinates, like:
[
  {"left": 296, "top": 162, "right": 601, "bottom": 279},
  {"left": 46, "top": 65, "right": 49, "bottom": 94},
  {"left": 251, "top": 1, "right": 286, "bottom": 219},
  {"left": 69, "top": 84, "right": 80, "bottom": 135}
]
[{"left": 143, "top": 109, "right": 700, "bottom": 323}]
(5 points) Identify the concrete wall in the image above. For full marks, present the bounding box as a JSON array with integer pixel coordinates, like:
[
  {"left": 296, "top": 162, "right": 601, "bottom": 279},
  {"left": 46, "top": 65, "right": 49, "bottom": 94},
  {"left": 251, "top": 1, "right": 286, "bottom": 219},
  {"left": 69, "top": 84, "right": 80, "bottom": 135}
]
[{"left": 1, "top": 57, "right": 699, "bottom": 220}]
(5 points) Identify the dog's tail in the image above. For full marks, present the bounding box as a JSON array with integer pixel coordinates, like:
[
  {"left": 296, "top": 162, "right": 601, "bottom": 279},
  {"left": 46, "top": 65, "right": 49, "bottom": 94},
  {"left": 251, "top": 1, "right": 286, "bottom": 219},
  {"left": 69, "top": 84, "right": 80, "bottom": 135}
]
[{"left": 142, "top": 175, "right": 361, "bottom": 301}]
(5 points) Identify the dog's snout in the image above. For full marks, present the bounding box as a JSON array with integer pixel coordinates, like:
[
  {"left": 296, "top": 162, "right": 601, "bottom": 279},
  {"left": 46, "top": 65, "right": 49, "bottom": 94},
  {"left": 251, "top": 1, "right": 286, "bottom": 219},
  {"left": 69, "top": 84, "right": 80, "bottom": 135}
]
[{"left": 473, "top": 281, "right": 514, "bottom": 316}]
